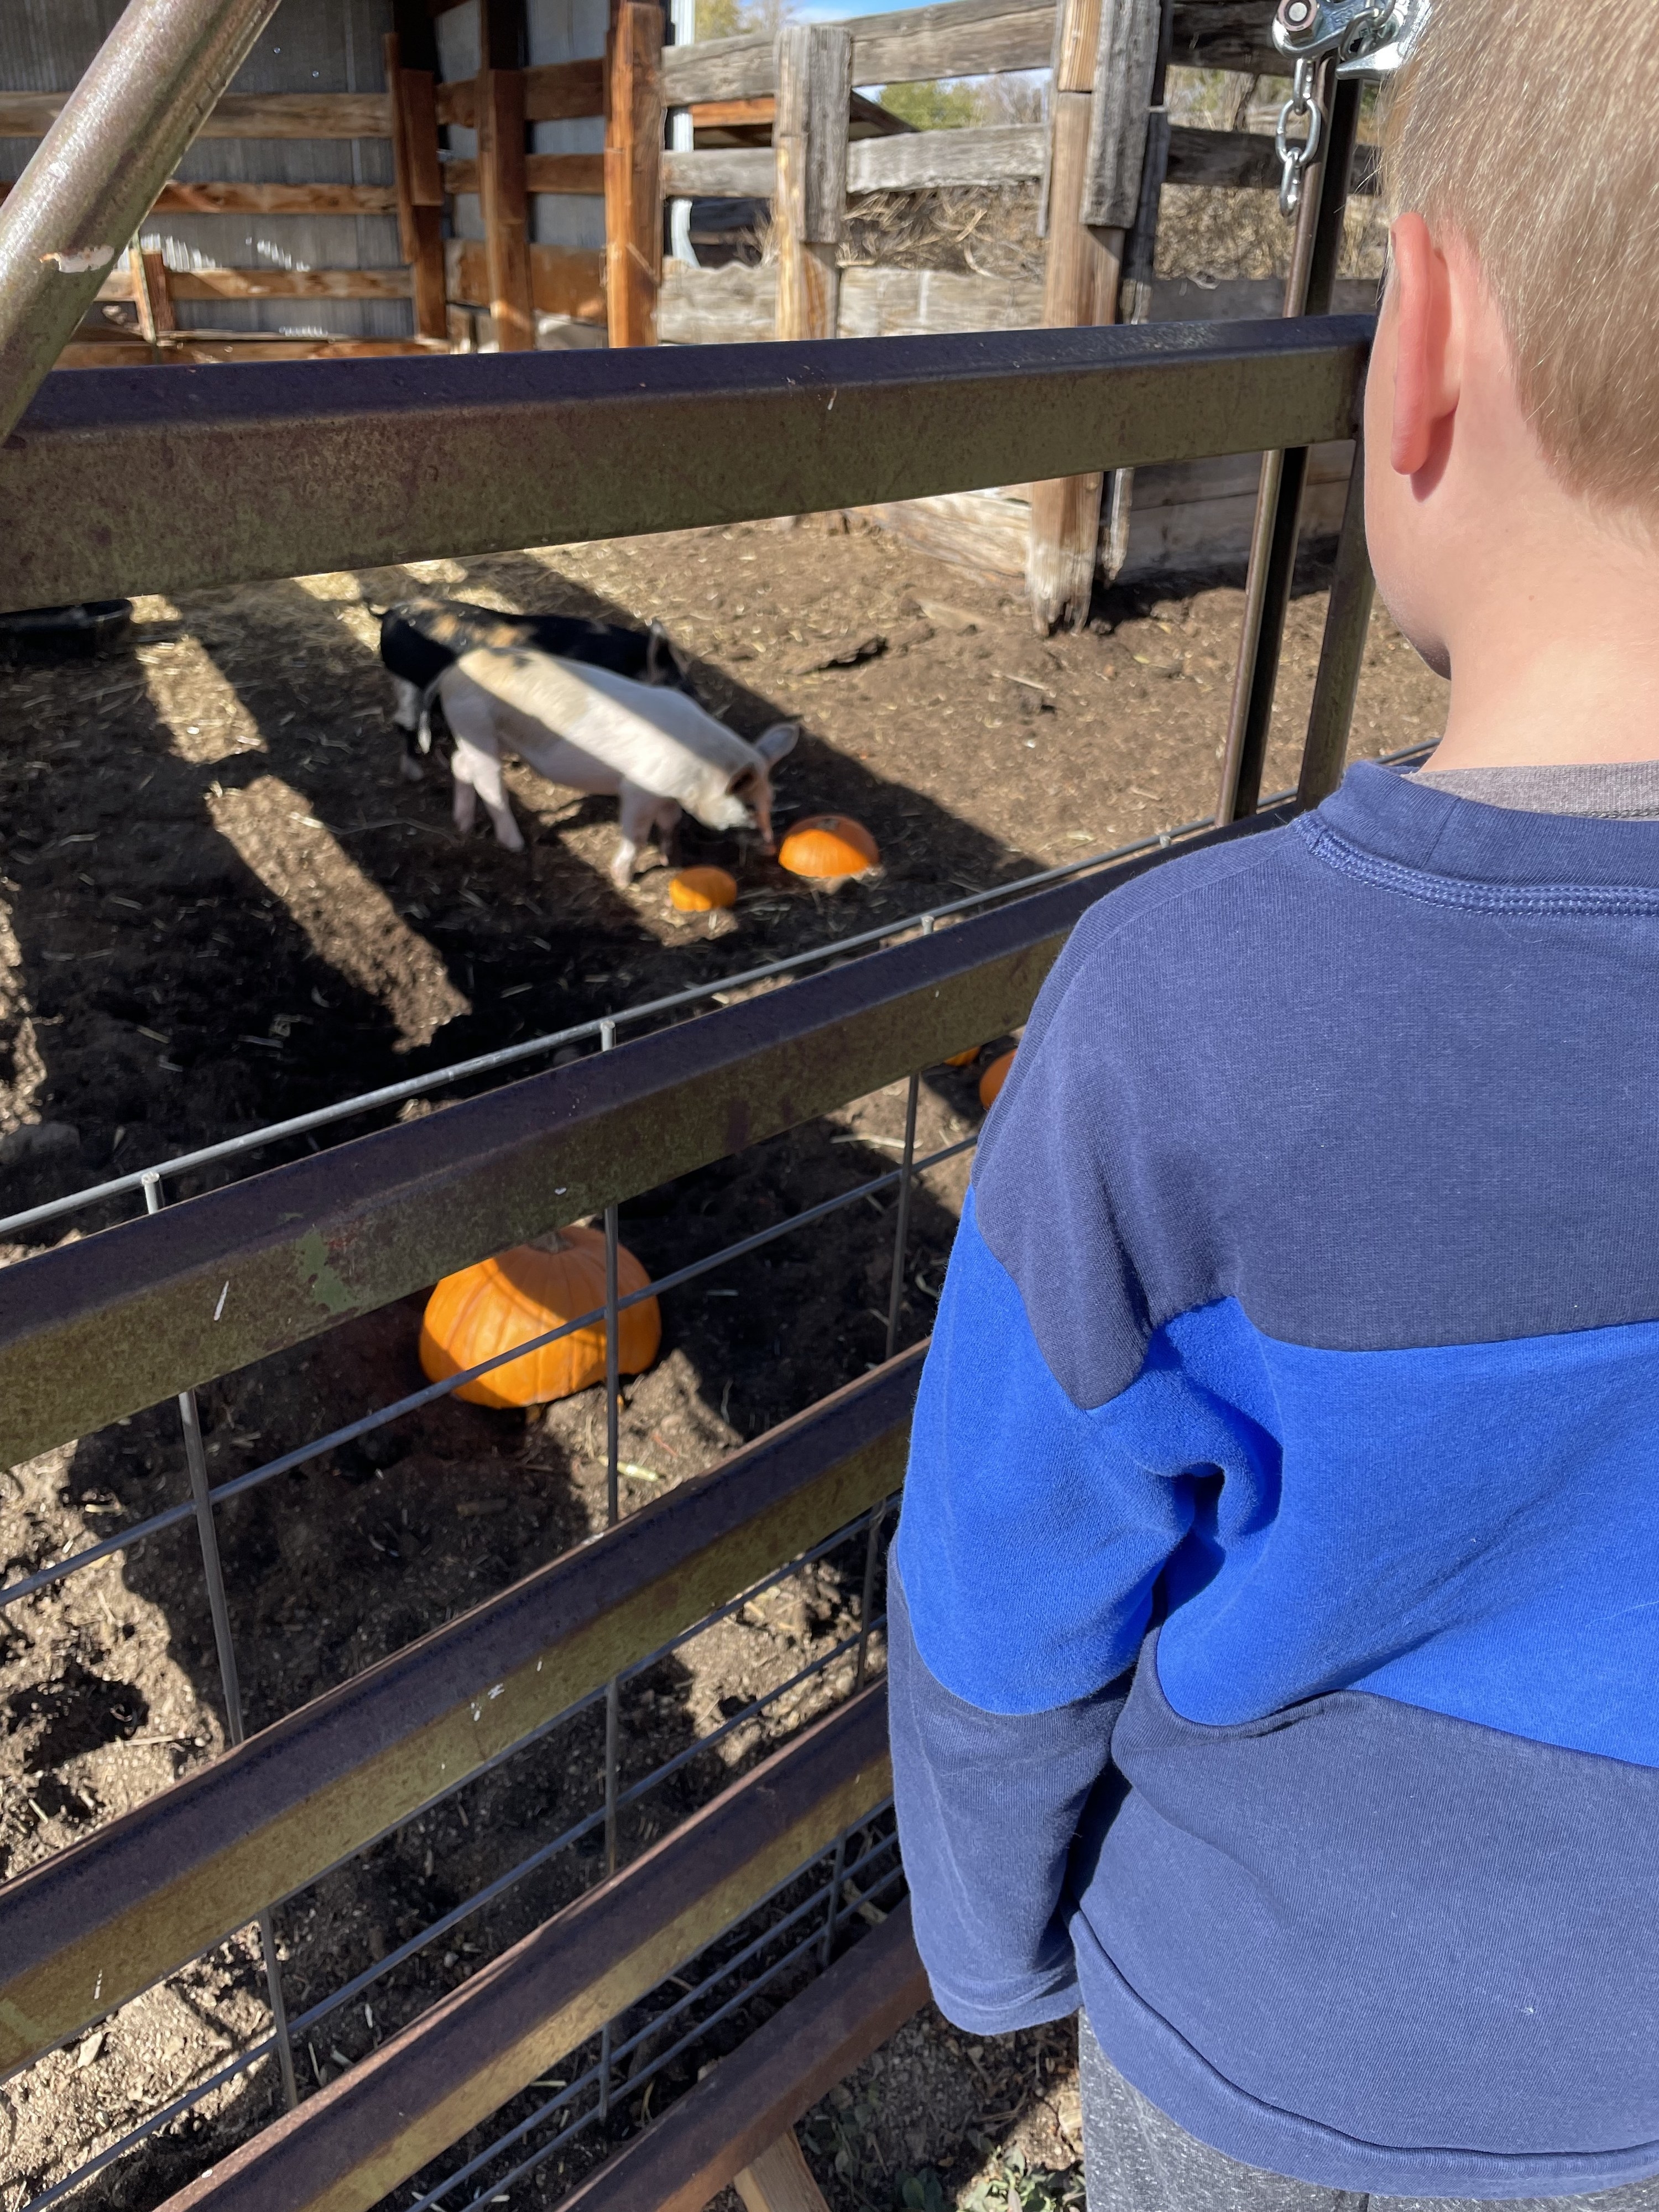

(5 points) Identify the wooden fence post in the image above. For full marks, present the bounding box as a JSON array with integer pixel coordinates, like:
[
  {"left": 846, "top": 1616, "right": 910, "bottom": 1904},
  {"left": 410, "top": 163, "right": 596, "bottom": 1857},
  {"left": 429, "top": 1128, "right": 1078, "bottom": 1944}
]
[
  {"left": 384, "top": 32, "right": 448, "bottom": 342},
  {"left": 129, "top": 243, "right": 176, "bottom": 348},
  {"left": 774, "top": 24, "right": 852, "bottom": 343},
  {"left": 605, "top": 0, "right": 665, "bottom": 347},
  {"left": 1026, "top": 0, "right": 1159, "bottom": 632},
  {"left": 477, "top": 0, "right": 534, "bottom": 352}
]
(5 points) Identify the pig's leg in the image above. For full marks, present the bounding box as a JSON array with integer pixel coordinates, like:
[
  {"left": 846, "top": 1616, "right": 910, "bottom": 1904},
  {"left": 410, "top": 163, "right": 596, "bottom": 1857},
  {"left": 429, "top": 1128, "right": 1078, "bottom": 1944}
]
[
  {"left": 390, "top": 676, "right": 425, "bottom": 782},
  {"left": 444, "top": 684, "right": 525, "bottom": 851},
  {"left": 612, "top": 782, "right": 671, "bottom": 885}
]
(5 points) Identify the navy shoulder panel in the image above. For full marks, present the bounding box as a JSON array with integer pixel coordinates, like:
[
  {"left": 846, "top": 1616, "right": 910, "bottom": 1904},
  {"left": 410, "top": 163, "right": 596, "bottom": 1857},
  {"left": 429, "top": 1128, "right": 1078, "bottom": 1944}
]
[{"left": 974, "top": 761, "right": 1659, "bottom": 1401}]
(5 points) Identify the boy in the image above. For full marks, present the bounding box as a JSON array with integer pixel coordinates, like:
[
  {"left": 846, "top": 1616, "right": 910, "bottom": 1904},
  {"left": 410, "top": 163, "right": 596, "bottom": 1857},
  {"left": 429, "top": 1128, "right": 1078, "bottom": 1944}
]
[{"left": 889, "top": 2, "right": 1659, "bottom": 2204}]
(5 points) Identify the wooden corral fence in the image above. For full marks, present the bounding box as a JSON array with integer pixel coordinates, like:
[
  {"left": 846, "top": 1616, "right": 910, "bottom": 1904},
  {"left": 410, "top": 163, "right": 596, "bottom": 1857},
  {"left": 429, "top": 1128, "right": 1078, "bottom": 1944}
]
[
  {"left": 0, "top": 291, "right": 1376, "bottom": 2210},
  {"left": 0, "top": 0, "right": 1352, "bottom": 614}
]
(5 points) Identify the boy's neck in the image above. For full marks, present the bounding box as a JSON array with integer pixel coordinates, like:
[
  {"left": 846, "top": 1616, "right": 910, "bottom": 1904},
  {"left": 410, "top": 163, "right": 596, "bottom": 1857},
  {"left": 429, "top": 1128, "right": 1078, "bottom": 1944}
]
[{"left": 1422, "top": 516, "right": 1659, "bottom": 774}]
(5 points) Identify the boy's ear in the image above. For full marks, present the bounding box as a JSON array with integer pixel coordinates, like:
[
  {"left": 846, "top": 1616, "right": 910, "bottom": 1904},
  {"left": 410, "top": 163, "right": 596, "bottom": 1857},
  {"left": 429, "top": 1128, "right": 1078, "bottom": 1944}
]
[{"left": 1389, "top": 212, "right": 1460, "bottom": 479}]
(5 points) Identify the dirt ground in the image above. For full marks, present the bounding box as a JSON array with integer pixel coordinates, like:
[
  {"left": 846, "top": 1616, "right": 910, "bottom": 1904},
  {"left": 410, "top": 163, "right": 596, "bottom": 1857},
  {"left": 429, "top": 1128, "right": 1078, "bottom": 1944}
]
[{"left": 0, "top": 515, "right": 1447, "bottom": 2212}]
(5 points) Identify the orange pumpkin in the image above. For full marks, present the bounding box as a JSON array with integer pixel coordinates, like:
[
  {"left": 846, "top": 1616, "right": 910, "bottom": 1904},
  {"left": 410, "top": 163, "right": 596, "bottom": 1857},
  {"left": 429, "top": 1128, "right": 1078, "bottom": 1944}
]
[
  {"left": 978, "top": 1049, "right": 1016, "bottom": 1109},
  {"left": 778, "top": 814, "right": 880, "bottom": 879},
  {"left": 419, "top": 1226, "right": 661, "bottom": 1408},
  {"left": 943, "top": 1047, "right": 980, "bottom": 1069},
  {"left": 669, "top": 866, "right": 738, "bottom": 912}
]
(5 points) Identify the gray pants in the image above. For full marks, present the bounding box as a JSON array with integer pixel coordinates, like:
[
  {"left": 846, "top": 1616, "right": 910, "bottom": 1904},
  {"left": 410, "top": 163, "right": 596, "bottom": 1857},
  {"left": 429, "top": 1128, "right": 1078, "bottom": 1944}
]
[{"left": 1078, "top": 2016, "right": 1659, "bottom": 2212}]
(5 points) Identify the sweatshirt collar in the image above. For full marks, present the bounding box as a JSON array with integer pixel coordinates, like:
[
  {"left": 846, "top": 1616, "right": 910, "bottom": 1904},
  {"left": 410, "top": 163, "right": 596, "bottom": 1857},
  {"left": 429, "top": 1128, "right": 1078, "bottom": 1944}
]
[{"left": 1310, "top": 759, "right": 1659, "bottom": 892}]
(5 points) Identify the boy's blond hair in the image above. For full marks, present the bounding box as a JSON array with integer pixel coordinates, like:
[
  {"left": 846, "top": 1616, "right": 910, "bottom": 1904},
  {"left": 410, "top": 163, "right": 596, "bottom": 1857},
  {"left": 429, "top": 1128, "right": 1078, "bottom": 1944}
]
[{"left": 1384, "top": 0, "right": 1659, "bottom": 514}]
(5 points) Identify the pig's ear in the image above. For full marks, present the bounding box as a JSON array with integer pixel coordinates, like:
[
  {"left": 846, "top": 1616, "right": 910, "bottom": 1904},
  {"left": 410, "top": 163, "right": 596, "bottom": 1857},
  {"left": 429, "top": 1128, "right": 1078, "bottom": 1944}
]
[{"left": 755, "top": 721, "right": 799, "bottom": 765}]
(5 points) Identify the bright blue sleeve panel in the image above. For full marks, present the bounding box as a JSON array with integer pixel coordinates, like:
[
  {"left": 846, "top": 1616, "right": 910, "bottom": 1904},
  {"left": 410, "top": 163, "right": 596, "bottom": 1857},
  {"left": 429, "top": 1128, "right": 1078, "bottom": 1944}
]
[
  {"left": 1160, "top": 1309, "right": 1659, "bottom": 1764},
  {"left": 887, "top": 1564, "right": 1125, "bottom": 2034},
  {"left": 895, "top": 1190, "right": 1283, "bottom": 1715}
]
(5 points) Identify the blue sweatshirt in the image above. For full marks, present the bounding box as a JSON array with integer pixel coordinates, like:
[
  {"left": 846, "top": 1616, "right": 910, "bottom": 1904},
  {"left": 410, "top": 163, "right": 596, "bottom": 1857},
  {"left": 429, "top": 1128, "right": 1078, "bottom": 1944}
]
[{"left": 891, "top": 761, "right": 1659, "bottom": 2201}]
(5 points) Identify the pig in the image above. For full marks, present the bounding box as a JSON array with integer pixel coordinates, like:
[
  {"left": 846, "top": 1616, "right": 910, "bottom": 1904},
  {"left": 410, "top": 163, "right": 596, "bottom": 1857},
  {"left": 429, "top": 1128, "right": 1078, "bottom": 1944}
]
[
  {"left": 435, "top": 644, "right": 799, "bottom": 885},
  {"left": 378, "top": 596, "right": 686, "bottom": 784}
]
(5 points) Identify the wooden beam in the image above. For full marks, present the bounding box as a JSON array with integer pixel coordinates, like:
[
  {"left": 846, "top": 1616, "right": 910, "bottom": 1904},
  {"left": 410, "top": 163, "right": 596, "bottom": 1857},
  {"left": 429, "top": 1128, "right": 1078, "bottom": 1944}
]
[
  {"left": 0, "top": 91, "right": 393, "bottom": 139},
  {"left": 152, "top": 181, "right": 398, "bottom": 214},
  {"left": 57, "top": 337, "right": 445, "bottom": 367},
  {"left": 661, "top": 145, "right": 776, "bottom": 197},
  {"left": 735, "top": 2133, "right": 834, "bottom": 2212},
  {"left": 848, "top": 120, "right": 1041, "bottom": 190},
  {"left": 155, "top": 1689, "right": 894, "bottom": 2212},
  {"left": 774, "top": 24, "right": 852, "bottom": 345},
  {"left": 162, "top": 267, "right": 415, "bottom": 299},
  {"left": 1026, "top": 0, "right": 1125, "bottom": 632},
  {"left": 478, "top": 65, "right": 535, "bottom": 349},
  {"left": 446, "top": 151, "right": 608, "bottom": 195},
  {"left": 605, "top": 0, "right": 666, "bottom": 346},
  {"left": 446, "top": 236, "right": 608, "bottom": 321},
  {"left": 557, "top": 1905, "right": 927, "bottom": 2212},
  {"left": 131, "top": 248, "right": 177, "bottom": 344},
  {"left": 387, "top": 33, "right": 449, "bottom": 341}
]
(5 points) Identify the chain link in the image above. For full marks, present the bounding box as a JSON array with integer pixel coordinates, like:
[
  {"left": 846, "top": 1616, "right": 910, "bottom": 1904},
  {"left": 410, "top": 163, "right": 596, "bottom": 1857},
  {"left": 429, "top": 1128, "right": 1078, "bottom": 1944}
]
[{"left": 1275, "top": 56, "right": 1323, "bottom": 217}]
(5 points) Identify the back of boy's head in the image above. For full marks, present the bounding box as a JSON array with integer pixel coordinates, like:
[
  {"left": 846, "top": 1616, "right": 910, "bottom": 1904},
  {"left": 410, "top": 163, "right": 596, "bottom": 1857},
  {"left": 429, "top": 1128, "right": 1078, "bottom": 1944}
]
[{"left": 1384, "top": 0, "right": 1659, "bottom": 515}]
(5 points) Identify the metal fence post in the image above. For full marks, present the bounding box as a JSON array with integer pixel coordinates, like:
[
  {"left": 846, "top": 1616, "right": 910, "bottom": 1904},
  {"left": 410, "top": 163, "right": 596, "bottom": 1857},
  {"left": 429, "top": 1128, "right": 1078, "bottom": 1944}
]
[
  {"left": 1214, "top": 66, "right": 1362, "bottom": 825},
  {"left": 0, "top": 0, "right": 283, "bottom": 441},
  {"left": 139, "top": 1171, "right": 298, "bottom": 2111},
  {"left": 598, "top": 1017, "right": 621, "bottom": 2119},
  {"left": 1296, "top": 432, "right": 1376, "bottom": 810}
]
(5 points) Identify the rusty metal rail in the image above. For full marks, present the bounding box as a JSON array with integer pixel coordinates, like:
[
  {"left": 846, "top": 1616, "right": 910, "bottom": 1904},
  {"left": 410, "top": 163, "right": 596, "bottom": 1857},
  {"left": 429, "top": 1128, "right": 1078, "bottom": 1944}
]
[
  {"left": 161, "top": 1688, "right": 893, "bottom": 2212},
  {"left": 0, "top": 1353, "right": 919, "bottom": 2081},
  {"left": 0, "top": 810, "right": 1282, "bottom": 1471},
  {"left": 0, "top": 316, "right": 1368, "bottom": 608}
]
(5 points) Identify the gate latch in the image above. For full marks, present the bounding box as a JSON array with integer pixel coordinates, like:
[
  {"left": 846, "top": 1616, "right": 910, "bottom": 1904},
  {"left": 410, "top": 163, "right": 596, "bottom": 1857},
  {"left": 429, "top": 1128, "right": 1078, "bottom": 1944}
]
[{"left": 1272, "top": 0, "right": 1432, "bottom": 77}]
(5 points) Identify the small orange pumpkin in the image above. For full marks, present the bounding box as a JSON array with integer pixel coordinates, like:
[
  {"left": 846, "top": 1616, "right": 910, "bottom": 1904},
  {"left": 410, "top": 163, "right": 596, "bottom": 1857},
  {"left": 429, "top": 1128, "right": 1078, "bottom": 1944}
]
[
  {"left": 978, "top": 1049, "right": 1016, "bottom": 1109},
  {"left": 419, "top": 1226, "right": 661, "bottom": 1408},
  {"left": 778, "top": 814, "right": 880, "bottom": 879},
  {"left": 669, "top": 865, "right": 738, "bottom": 912},
  {"left": 943, "top": 1047, "right": 980, "bottom": 1069}
]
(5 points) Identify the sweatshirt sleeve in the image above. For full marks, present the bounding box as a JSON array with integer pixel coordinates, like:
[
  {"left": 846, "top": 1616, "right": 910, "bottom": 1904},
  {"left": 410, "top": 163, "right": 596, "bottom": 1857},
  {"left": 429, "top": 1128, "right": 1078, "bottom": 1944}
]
[{"left": 890, "top": 896, "right": 1283, "bottom": 2032}]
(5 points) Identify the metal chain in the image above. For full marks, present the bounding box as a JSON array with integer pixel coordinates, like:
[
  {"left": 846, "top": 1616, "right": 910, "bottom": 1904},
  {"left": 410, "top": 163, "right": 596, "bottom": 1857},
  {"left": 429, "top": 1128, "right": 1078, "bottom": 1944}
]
[{"left": 1276, "top": 58, "right": 1324, "bottom": 217}]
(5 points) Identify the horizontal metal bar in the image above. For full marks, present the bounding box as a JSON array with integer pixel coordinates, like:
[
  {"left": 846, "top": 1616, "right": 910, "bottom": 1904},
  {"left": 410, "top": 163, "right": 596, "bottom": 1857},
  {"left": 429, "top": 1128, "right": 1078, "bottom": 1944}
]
[
  {"left": 0, "top": 319, "right": 1370, "bottom": 607},
  {"left": 153, "top": 1686, "right": 893, "bottom": 2212},
  {"left": 0, "top": 804, "right": 1225, "bottom": 1245},
  {"left": 0, "top": 1352, "right": 919, "bottom": 2081},
  {"left": 0, "top": 810, "right": 1284, "bottom": 1469},
  {"left": 562, "top": 1903, "right": 925, "bottom": 2212}
]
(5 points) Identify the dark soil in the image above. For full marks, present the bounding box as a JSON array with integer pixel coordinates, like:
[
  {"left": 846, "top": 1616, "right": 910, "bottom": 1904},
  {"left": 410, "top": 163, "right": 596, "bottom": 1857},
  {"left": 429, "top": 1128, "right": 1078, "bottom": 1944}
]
[{"left": 0, "top": 516, "right": 1447, "bottom": 2210}]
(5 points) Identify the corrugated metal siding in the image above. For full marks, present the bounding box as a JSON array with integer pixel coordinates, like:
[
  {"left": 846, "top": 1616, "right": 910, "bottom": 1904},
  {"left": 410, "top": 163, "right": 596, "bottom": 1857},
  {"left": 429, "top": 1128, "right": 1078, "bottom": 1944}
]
[
  {"left": 528, "top": 0, "right": 606, "bottom": 256},
  {"left": 0, "top": 0, "right": 409, "bottom": 340}
]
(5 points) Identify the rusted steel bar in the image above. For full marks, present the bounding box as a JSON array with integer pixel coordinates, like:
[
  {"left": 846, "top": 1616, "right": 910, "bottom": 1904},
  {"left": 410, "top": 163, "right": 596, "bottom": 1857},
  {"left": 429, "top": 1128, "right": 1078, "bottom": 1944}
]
[
  {"left": 0, "top": 0, "right": 283, "bottom": 444},
  {"left": 0, "top": 318, "right": 1369, "bottom": 609},
  {"left": 158, "top": 1687, "right": 894, "bottom": 2212},
  {"left": 1215, "top": 73, "right": 1364, "bottom": 825},
  {"left": 0, "top": 1351, "right": 920, "bottom": 2082},
  {"left": 0, "top": 812, "right": 1282, "bottom": 1469},
  {"left": 1297, "top": 428, "right": 1376, "bottom": 810},
  {"left": 559, "top": 1903, "right": 927, "bottom": 2212}
]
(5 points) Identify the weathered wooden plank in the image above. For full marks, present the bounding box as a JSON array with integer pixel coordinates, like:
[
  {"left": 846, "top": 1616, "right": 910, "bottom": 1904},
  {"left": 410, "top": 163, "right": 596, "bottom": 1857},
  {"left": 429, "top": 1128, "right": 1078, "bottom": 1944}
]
[
  {"left": 0, "top": 91, "right": 394, "bottom": 139},
  {"left": 447, "top": 150, "right": 608, "bottom": 194},
  {"left": 558, "top": 1906, "right": 927, "bottom": 2212},
  {"left": 848, "top": 122, "right": 1043, "bottom": 191},
  {"left": 1082, "top": 0, "right": 1161, "bottom": 226},
  {"left": 159, "top": 1690, "right": 895, "bottom": 2212},
  {"left": 527, "top": 56, "right": 608, "bottom": 120},
  {"left": 1028, "top": 0, "right": 1123, "bottom": 633},
  {"left": 0, "top": 1352, "right": 919, "bottom": 2080},
  {"left": 735, "top": 2134, "right": 834, "bottom": 2212},
  {"left": 446, "top": 237, "right": 608, "bottom": 320},
  {"left": 389, "top": 46, "right": 449, "bottom": 341},
  {"left": 775, "top": 25, "right": 852, "bottom": 346},
  {"left": 606, "top": 2, "right": 665, "bottom": 346},
  {"left": 661, "top": 145, "right": 777, "bottom": 197},
  {"left": 162, "top": 267, "right": 414, "bottom": 300},
  {"left": 657, "top": 0, "right": 1284, "bottom": 103}
]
